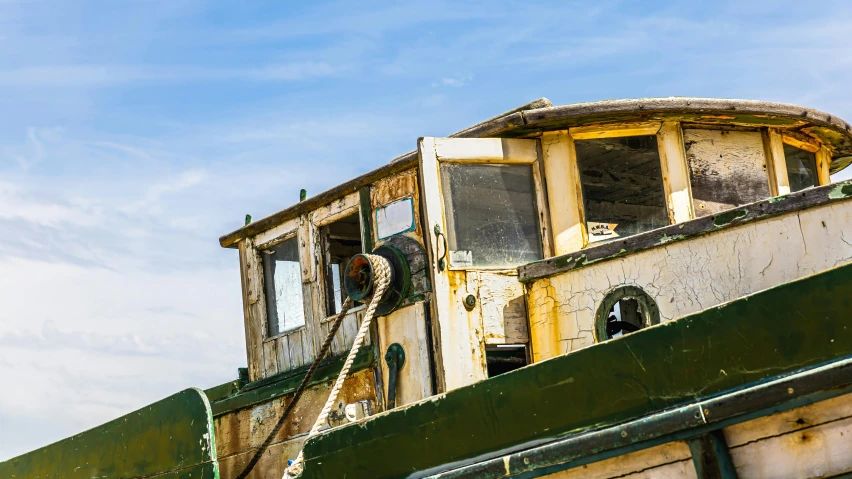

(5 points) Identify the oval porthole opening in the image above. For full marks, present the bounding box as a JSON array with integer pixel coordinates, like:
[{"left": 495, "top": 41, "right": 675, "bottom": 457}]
[{"left": 594, "top": 286, "right": 660, "bottom": 342}]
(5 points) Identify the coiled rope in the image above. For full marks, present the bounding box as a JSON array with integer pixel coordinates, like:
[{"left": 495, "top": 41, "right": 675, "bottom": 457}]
[{"left": 284, "top": 253, "right": 392, "bottom": 478}]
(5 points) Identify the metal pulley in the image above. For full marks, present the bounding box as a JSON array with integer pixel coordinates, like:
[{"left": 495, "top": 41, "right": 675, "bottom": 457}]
[{"left": 343, "top": 244, "right": 411, "bottom": 316}]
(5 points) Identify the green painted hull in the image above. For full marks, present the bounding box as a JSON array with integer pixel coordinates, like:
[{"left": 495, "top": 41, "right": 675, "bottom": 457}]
[
  {"left": 301, "top": 262, "right": 852, "bottom": 478},
  {"left": 0, "top": 388, "right": 218, "bottom": 479}
]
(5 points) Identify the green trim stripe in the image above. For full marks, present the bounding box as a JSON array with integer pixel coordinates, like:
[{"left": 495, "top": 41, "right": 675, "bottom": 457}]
[{"left": 210, "top": 346, "right": 375, "bottom": 417}]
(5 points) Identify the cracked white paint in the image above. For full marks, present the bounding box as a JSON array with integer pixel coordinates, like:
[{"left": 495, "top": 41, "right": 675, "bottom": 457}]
[{"left": 528, "top": 201, "right": 852, "bottom": 363}]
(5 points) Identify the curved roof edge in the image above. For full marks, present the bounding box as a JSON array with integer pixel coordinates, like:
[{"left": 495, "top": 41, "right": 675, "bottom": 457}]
[{"left": 220, "top": 97, "right": 852, "bottom": 248}]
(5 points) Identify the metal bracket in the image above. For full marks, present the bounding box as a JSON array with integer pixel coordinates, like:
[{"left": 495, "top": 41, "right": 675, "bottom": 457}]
[{"left": 385, "top": 343, "right": 406, "bottom": 410}]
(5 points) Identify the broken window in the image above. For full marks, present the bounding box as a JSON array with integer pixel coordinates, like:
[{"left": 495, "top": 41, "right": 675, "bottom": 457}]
[
  {"left": 783, "top": 144, "right": 818, "bottom": 192},
  {"left": 575, "top": 135, "right": 668, "bottom": 242},
  {"left": 262, "top": 237, "right": 305, "bottom": 336},
  {"left": 485, "top": 345, "right": 528, "bottom": 378},
  {"left": 321, "top": 213, "right": 363, "bottom": 316},
  {"left": 595, "top": 286, "right": 660, "bottom": 341},
  {"left": 684, "top": 129, "right": 770, "bottom": 217},
  {"left": 440, "top": 163, "right": 543, "bottom": 267}
]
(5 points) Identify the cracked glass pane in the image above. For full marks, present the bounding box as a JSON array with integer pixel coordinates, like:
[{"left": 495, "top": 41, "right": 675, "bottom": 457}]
[
  {"left": 440, "top": 163, "right": 542, "bottom": 267},
  {"left": 576, "top": 135, "right": 668, "bottom": 242},
  {"left": 262, "top": 237, "right": 305, "bottom": 336},
  {"left": 783, "top": 144, "right": 818, "bottom": 192}
]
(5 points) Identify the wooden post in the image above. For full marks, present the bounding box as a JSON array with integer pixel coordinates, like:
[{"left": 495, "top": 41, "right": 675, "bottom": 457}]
[
  {"left": 657, "top": 122, "right": 694, "bottom": 223},
  {"left": 541, "top": 131, "right": 586, "bottom": 256},
  {"left": 816, "top": 146, "right": 832, "bottom": 186},
  {"left": 763, "top": 129, "right": 790, "bottom": 196},
  {"left": 239, "top": 238, "right": 264, "bottom": 381}
]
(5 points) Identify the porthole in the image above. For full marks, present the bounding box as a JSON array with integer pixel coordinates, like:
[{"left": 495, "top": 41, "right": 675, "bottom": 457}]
[{"left": 594, "top": 286, "right": 660, "bottom": 341}]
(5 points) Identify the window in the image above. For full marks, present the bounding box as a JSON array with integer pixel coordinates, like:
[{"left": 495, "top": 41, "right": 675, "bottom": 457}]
[
  {"left": 783, "top": 144, "right": 818, "bottom": 192},
  {"left": 594, "top": 286, "right": 660, "bottom": 341},
  {"left": 262, "top": 237, "right": 305, "bottom": 336},
  {"left": 376, "top": 197, "right": 415, "bottom": 240},
  {"left": 485, "top": 345, "right": 528, "bottom": 378},
  {"left": 439, "top": 163, "right": 543, "bottom": 267},
  {"left": 576, "top": 136, "right": 668, "bottom": 242},
  {"left": 684, "top": 129, "right": 770, "bottom": 217},
  {"left": 321, "top": 213, "right": 362, "bottom": 315}
]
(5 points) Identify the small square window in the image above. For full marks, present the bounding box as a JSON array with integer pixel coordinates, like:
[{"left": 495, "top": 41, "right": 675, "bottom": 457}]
[
  {"left": 321, "top": 213, "right": 362, "bottom": 316},
  {"left": 783, "top": 144, "right": 818, "bottom": 192},
  {"left": 439, "top": 163, "right": 543, "bottom": 267},
  {"left": 576, "top": 136, "right": 668, "bottom": 242},
  {"left": 262, "top": 237, "right": 305, "bottom": 336}
]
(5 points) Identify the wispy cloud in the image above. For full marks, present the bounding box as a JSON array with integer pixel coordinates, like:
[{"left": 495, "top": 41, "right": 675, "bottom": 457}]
[{"left": 0, "top": 62, "right": 346, "bottom": 88}]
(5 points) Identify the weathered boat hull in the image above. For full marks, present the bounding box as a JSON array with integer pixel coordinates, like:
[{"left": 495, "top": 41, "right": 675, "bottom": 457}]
[{"left": 300, "top": 261, "right": 852, "bottom": 478}]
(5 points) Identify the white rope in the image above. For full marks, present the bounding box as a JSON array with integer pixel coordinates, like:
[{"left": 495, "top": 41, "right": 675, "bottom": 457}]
[{"left": 284, "top": 254, "right": 392, "bottom": 478}]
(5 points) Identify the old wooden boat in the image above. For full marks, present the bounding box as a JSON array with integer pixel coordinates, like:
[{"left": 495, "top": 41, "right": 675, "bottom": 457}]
[{"left": 3, "top": 97, "right": 852, "bottom": 479}]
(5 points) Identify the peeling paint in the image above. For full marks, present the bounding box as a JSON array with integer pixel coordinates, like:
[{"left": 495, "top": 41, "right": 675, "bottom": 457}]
[
  {"left": 829, "top": 183, "right": 852, "bottom": 199},
  {"left": 527, "top": 201, "right": 852, "bottom": 361},
  {"left": 713, "top": 209, "right": 748, "bottom": 227}
]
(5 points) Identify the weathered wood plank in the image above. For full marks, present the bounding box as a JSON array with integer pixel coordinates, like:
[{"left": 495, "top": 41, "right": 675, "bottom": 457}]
[
  {"left": 657, "top": 121, "right": 694, "bottom": 223},
  {"left": 684, "top": 128, "right": 770, "bottom": 217},
  {"left": 478, "top": 272, "right": 528, "bottom": 345},
  {"left": 541, "top": 131, "right": 586, "bottom": 255},
  {"left": 376, "top": 302, "right": 433, "bottom": 407},
  {"left": 434, "top": 137, "right": 539, "bottom": 163},
  {"left": 816, "top": 146, "right": 832, "bottom": 186},
  {"left": 569, "top": 121, "right": 661, "bottom": 140},
  {"left": 239, "top": 239, "right": 265, "bottom": 381},
  {"left": 0, "top": 389, "right": 217, "bottom": 479},
  {"left": 544, "top": 441, "right": 692, "bottom": 479},
  {"left": 728, "top": 415, "right": 852, "bottom": 479},
  {"left": 262, "top": 338, "right": 279, "bottom": 378},
  {"left": 764, "top": 128, "right": 790, "bottom": 196}
]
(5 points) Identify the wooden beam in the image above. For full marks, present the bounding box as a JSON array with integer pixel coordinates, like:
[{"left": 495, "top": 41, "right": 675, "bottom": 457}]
[
  {"left": 688, "top": 430, "right": 738, "bottom": 479},
  {"left": 239, "top": 238, "right": 265, "bottom": 381},
  {"left": 781, "top": 133, "right": 821, "bottom": 153},
  {"left": 569, "top": 121, "right": 661, "bottom": 140},
  {"left": 359, "top": 186, "right": 374, "bottom": 253},
  {"left": 657, "top": 122, "right": 694, "bottom": 223},
  {"left": 763, "top": 129, "right": 790, "bottom": 196},
  {"left": 433, "top": 137, "right": 539, "bottom": 163},
  {"left": 816, "top": 146, "right": 832, "bottom": 186},
  {"left": 541, "top": 131, "right": 586, "bottom": 255}
]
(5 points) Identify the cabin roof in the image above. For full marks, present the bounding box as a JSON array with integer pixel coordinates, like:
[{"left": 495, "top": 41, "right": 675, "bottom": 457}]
[{"left": 219, "top": 97, "right": 852, "bottom": 249}]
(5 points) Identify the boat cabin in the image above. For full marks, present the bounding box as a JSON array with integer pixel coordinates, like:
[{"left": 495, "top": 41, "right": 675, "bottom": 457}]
[{"left": 220, "top": 98, "right": 851, "bottom": 403}]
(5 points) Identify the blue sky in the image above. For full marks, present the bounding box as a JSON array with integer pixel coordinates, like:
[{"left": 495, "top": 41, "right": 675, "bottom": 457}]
[{"left": 2, "top": 0, "right": 852, "bottom": 460}]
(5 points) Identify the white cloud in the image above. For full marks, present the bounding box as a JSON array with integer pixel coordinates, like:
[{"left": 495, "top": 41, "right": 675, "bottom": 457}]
[
  {"left": 0, "top": 63, "right": 347, "bottom": 88},
  {"left": 121, "top": 169, "right": 207, "bottom": 215},
  {"left": 0, "top": 181, "right": 103, "bottom": 228}
]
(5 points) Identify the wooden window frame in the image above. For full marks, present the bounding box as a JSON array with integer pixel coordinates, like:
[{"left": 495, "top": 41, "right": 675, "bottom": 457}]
[
  {"left": 542, "top": 122, "right": 693, "bottom": 256},
  {"left": 257, "top": 231, "right": 304, "bottom": 342},
  {"left": 764, "top": 129, "right": 831, "bottom": 196},
  {"left": 429, "top": 137, "right": 553, "bottom": 271},
  {"left": 309, "top": 193, "right": 367, "bottom": 323}
]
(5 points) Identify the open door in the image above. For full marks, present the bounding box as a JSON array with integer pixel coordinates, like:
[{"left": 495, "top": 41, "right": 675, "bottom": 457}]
[{"left": 418, "top": 137, "right": 551, "bottom": 392}]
